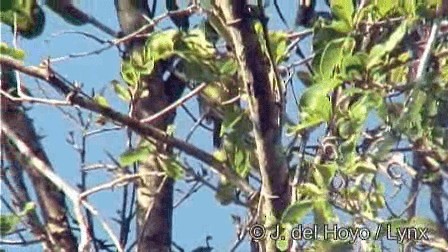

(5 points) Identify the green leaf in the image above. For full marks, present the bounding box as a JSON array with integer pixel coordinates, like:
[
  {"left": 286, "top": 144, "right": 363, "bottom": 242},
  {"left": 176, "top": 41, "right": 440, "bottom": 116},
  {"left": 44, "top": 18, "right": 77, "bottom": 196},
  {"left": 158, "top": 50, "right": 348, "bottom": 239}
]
[
  {"left": 314, "top": 163, "right": 337, "bottom": 188},
  {"left": 146, "top": 30, "right": 178, "bottom": 61},
  {"left": 395, "top": 89, "right": 426, "bottom": 138},
  {"left": 269, "top": 31, "right": 289, "bottom": 63},
  {"left": 0, "top": 214, "right": 20, "bottom": 236},
  {"left": 119, "top": 146, "right": 152, "bottom": 166},
  {"left": 313, "top": 199, "right": 336, "bottom": 225},
  {"left": 300, "top": 183, "right": 324, "bottom": 196},
  {"left": 337, "top": 138, "right": 357, "bottom": 168},
  {"left": 350, "top": 93, "right": 381, "bottom": 121},
  {"left": 1, "top": 1, "right": 45, "bottom": 39},
  {"left": 295, "top": 81, "right": 337, "bottom": 132},
  {"left": 213, "top": 149, "right": 227, "bottom": 162},
  {"left": 401, "top": 0, "right": 416, "bottom": 16},
  {"left": 275, "top": 227, "right": 291, "bottom": 251},
  {"left": 179, "top": 54, "right": 218, "bottom": 82},
  {"left": 178, "top": 29, "right": 215, "bottom": 59},
  {"left": 0, "top": 201, "right": 36, "bottom": 236},
  {"left": 121, "top": 61, "right": 140, "bottom": 87},
  {"left": 111, "top": 80, "right": 131, "bottom": 101},
  {"left": 0, "top": 42, "right": 25, "bottom": 60},
  {"left": 20, "top": 202, "right": 36, "bottom": 215},
  {"left": 313, "top": 27, "right": 345, "bottom": 52},
  {"left": 93, "top": 95, "right": 109, "bottom": 107},
  {"left": 376, "top": 1, "right": 398, "bottom": 16},
  {"left": 315, "top": 240, "right": 353, "bottom": 252},
  {"left": 330, "top": 0, "right": 354, "bottom": 24},
  {"left": 367, "top": 21, "right": 408, "bottom": 69},
  {"left": 161, "top": 157, "right": 184, "bottom": 179},
  {"left": 218, "top": 59, "right": 238, "bottom": 76},
  {"left": 319, "top": 38, "right": 346, "bottom": 79},
  {"left": 234, "top": 149, "right": 245, "bottom": 170},
  {"left": 281, "top": 200, "right": 313, "bottom": 224},
  {"left": 130, "top": 48, "right": 155, "bottom": 75},
  {"left": 234, "top": 148, "right": 250, "bottom": 178},
  {"left": 327, "top": 20, "right": 352, "bottom": 34},
  {"left": 337, "top": 120, "right": 356, "bottom": 139},
  {"left": 341, "top": 52, "right": 367, "bottom": 80},
  {"left": 353, "top": 160, "right": 377, "bottom": 174},
  {"left": 221, "top": 111, "right": 245, "bottom": 136},
  {"left": 0, "top": 0, "right": 13, "bottom": 11}
]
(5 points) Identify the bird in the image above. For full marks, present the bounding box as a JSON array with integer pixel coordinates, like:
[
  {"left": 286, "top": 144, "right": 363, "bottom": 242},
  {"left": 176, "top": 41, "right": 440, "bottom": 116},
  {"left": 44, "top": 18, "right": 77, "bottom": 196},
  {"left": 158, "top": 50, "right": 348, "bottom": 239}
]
[{"left": 295, "top": 0, "right": 316, "bottom": 27}]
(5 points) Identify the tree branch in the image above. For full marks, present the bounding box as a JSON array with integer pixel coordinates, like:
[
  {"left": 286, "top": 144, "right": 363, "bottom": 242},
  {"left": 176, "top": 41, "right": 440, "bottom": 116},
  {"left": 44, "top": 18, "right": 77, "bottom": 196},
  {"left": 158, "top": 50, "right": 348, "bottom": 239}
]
[
  {"left": 0, "top": 56, "right": 256, "bottom": 196},
  {"left": 214, "top": 1, "right": 290, "bottom": 251}
]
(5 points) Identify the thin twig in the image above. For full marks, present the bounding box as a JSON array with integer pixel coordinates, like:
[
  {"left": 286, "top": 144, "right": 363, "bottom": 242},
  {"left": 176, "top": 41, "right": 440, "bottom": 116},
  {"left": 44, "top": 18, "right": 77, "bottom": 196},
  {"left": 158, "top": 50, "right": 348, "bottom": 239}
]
[
  {"left": 0, "top": 55, "right": 256, "bottom": 195},
  {"left": 140, "top": 83, "right": 206, "bottom": 123},
  {"left": 79, "top": 172, "right": 165, "bottom": 199},
  {"left": 1, "top": 124, "right": 124, "bottom": 252}
]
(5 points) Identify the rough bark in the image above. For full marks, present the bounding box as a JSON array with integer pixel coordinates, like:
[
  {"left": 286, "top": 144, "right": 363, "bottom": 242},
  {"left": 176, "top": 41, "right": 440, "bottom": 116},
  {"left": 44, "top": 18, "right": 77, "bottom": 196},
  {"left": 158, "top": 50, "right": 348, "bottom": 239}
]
[
  {"left": 1, "top": 141, "right": 50, "bottom": 250},
  {"left": 1, "top": 67, "right": 77, "bottom": 251},
  {"left": 215, "top": 1, "right": 290, "bottom": 251},
  {"left": 115, "top": 1, "right": 174, "bottom": 251}
]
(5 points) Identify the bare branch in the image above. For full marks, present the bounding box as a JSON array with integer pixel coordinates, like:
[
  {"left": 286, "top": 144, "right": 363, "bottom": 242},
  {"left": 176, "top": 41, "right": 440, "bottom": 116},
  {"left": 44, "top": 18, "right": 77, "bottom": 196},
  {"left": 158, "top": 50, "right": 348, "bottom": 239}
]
[
  {"left": 140, "top": 83, "right": 206, "bottom": 124},
  {"left": 1, "top": 124, "right": 124, "bottom": 252},
  {"left": 0, "top": 56, "right": 256, "bottom": 196}
]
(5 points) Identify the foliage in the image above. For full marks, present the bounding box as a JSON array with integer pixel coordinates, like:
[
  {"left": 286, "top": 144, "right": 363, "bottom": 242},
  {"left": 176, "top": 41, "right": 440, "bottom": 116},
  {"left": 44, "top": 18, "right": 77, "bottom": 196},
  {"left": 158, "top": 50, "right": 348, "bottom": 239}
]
[
  {"left": 0, "top": 0, "right": 45, "bottom": 39},
  {"left": 2, "top": 0, "right": 448, "bottom": 251},
  {"left": 0, "top": 202, "right": 36, "bottom": 236}
]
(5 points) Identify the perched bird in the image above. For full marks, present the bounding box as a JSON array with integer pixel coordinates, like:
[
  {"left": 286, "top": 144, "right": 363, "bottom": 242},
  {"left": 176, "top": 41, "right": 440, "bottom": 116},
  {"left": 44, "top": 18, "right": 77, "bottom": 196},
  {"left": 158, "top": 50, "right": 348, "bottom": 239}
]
[
  {"left": 197, "top": 82, "right": 228, "bottom": 148},
  {"left": 166, "top": 0, "right": 190, "bottom": 31},
  {"left": 295, "top": 0, "right": 316, "bottom": 27}
]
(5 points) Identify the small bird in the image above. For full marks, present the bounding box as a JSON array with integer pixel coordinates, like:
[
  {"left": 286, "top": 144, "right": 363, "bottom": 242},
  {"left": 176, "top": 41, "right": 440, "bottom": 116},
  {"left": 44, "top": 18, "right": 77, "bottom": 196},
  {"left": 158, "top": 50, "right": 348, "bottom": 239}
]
[
  {"left": 197, "top": 83, "right": 226, "bottom": 148},
  {"left": 295, "top": 0, "right": 316, "bottom": 27},
  {"left": 166, "top": 0, "right": 190, "bottom": 31}
]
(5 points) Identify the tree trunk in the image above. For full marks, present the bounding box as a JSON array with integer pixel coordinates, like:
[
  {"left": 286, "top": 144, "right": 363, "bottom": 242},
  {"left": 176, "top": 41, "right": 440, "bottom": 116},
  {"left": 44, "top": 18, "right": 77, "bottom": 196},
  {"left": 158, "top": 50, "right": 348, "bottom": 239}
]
[
  {"left": 1, "top": 67, "right": 77, "bottom": 251},
  {"left": 114, "top": 1, "right": 177, "bottom": 251},
  {"left": 215, "top": 1, "right": 290, "bottom": 251}
]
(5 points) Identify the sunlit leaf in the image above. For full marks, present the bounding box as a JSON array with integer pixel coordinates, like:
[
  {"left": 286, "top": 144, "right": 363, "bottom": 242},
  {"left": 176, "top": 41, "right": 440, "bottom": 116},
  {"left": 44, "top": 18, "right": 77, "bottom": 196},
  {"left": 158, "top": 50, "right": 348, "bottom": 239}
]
[
  {"left": 275, "top": 227, "right": 291, "bottom": 251},
  {"left": 121, "top": 61, "right": 139, "bottom": 87},
  {"left": 375, "top": 1, "right": 398, "bottom": 16},
  {"left": 330, "top": 0, "right": 354, "bottom": 24},
  {"left": 269, "top": 31, "right": 289, "bottom": 63},
  {"left": 0, "top": 42, "right": 25, "bottom": 60},
  {"left": 319, "top": 38, "right": 346, "bottom": 79},
  {"left": 0, "top": 214, "right": 20, "bottom": 236},
  {"left": 21, "top": 202, "right": 35, "bottom": 215},
  {"left": 314, "top": 199, "right": 337, "bottom": 225},
  {"left": 93, "top": 95, "right": 109, "bottom": 107},
  {"left": 111, "top": 80, "right": 131, "bottom": 101},
  {"left": 314, "top": 163, "right": 337, "bottom": 188},
  {"left": 281, "top": 200, "right": 313, "bottom": 224},
  {"left": 367, "top": 21, "right": 408, "bottom": 69},
  {"left": 119, "top": 146, "right": 152, "bottom": 167},
  {"left": 161, "top": 157, "right": 184, "bottom": 179},
  {"left": 146, "top": 30, "right": 178, "bottom": 60}
]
